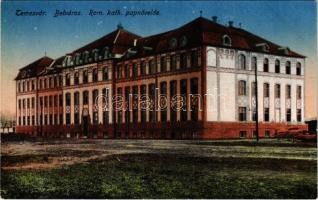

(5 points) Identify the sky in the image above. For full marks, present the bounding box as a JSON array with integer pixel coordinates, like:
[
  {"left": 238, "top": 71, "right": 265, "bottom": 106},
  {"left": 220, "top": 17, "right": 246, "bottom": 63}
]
[{"left": 1, "top": 1, "right": 317, "bottom": 119}]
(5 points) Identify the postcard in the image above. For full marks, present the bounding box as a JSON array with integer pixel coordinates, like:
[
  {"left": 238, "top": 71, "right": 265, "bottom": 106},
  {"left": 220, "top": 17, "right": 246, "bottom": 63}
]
[{"left": 0, "top": 0, "right": 317, "bottom": 199}]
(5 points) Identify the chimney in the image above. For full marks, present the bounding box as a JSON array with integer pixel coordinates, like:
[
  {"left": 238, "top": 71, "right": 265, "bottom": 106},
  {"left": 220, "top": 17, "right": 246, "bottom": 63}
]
[
  {"left": 134, "top": 39, "right": 137, "bottom": 47},
  {"left": 212, "top": 16, "right": 218, "bottom": 23},
  {"left": 228, "top": 21, "right": 234, "bottom": 27}
]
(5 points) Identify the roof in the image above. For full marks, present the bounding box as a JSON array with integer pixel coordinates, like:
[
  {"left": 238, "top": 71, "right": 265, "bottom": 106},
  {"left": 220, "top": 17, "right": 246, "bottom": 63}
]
[
  {"left": 123, "top": 17, "right": 305, "bottom": 59},
  {"left": 15, "top": 56, "right": 54, "bottom": 80},
  {"left": 71, "top": 28, "right": 141, "bottom": 55}
]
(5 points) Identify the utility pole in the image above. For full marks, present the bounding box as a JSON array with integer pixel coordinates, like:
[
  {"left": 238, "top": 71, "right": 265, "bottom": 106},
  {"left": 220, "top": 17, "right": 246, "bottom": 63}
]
[{"left": 255, "top": 63, "right": 259, "bottom": 142}]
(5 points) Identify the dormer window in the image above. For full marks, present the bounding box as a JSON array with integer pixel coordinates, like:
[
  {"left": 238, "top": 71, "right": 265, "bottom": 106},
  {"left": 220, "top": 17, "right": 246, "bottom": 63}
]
[
  {"left": 75, "top": 53, "right": 81, "bottom": 65},
  {"left": 93, "top": 49, "right": 99, "bottom": 62},
  {"left": 279, "top": 46, "right": 290, "bottom": 55},
  {"left": 180, "top": 36, "right": 188, "bottom": 47},
  {"left": 256, "top": 43, "right": 270, "bottom": 52},
  {"left": 169, "top": 38, "right": 177, "bottom": 48},
  {"left": 84, "top": 51, "right": 89, "bottom": 63},
  {"left": 222, "top": 35, "right": 232, "bottom": 46}
]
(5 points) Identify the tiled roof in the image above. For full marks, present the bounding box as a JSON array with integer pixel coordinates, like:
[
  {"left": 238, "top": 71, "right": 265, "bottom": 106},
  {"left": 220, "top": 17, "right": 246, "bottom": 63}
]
[
  {"left": 15, "top": 56, "right": 54, "bottom": 80},
  {"left": 71, "top": 28, "right": 141, "bottom": 55},
  {"left": 124, "top": 17, "right": 305, "bottom": 59}
]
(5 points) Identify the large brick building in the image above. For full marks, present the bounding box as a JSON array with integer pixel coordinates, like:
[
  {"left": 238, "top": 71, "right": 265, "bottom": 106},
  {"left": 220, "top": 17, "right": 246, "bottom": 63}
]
[{"left": 15, "top": 17, "right": 307, "bottom": 139}]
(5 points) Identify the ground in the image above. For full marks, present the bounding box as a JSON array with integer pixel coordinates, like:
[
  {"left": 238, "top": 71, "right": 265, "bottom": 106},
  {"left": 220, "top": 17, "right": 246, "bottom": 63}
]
[{"left": 1, "top": 138, "right": 317, "bottom": 198}]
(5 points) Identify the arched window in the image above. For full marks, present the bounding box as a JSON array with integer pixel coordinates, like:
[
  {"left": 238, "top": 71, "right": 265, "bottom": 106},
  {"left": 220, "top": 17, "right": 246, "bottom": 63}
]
[
  {"left": 263, "top": 83, "right": 270, "bottom": 97},
  {"left": 74, "top": 92, "right": 80, "bottom": 106},
  {"left": 222, "top": 35, "right": 232, "bottom": 46},
  {"left": 285, "top": 61, "right": 291, "bottom": 74},
  {"left": 83, "top": 70, "right": 88, "bottom": 84},
  {"left": 251, "top": 56, "right": 257, "bottom": 71},
  {"left": 275, "top": 59, "right": 280, "bottom": 73},
  {"left": 275, "top": 84, "right": 281, "bottom": 98},
  {"left": 92, "top": 68, "right": 98, "bottom": 82},
  {"left": 296, "top": 62, "right": 301, "bottom": 75},
  {"left": 74, "top": 72, "right": 79, "bottom": 85},
  {"left": 65, "top": 93, "right": 71, "bottom": 106},
  {"left": 103, "top": 67, "right": 108, "bottom": 81},
  {"left": 83, "top": 91, "right": 89, "bottom": 105},
  {"left": 65, "top": 74, "right": 70, "bottom": 86},
  {"left": 238, "top": 54, "right": 246, "bottom": 70},
  {"left": 238, "top": 80, "right": 247, "bottom": 96},
  {"left": 263, "top": 58, "right": 269, "bottom": 72}
]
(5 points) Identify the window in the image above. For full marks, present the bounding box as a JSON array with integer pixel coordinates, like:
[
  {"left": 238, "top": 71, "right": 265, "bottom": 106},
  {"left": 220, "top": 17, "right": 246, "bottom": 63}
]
[
  {"left": 18, "top": 99, "right": 21, "bottom": 110},
  {"left": 170, "top": 55, "right": 177, "bottom": 71},
  {"left": 297, "top": 86, "right": 302, "bottom": 99},
  {"left": 59, "top": 94, "right": 63, "bottom": 107},
  {"left": 49, "top": 96, "right": 52, "bottom": 107},
  {"left": 124, "top": 87, "right": 130, "bottom": 124},
  {"left": 103, "top": 67, "right": 109, "bottom": 81},
  {"left": 264, "top": 108, "right": 270, "bottom": 122},
  {"left": 251, "top": 56, "right": 257, "bottom": 71},
  {"left": 65, "top": 74, "right": 70, "bottom": 86},
  {"left": 23, "top": 99, "right": 25, "bottom": 109},
  {"left": 297, "top": 109, "right": 302, "bottom": 122},
  {"left": 84, "top": 51, "right": 89, "bottom": 63},
  {"left": 102, "top": 88, "right": 109, "bottom": 124},
  {"left": 285, "top": 61, "right": 291, "bottom": 74},
  {"left": 170, "top": 80, "right": 177, "bottom": 122},
  {"left": 65, "top": 93, "right": 71, "bottom": 106},
  {"left": 191, "top": 50, "right": 198, "bottom": 68},
  {"left": 27, "top": 99, "right": 30, "bottom": 109},
  {"left": 117, "top": 65, "right": 122, "bottom": 79},
  {"left": 132, "top": 86, "right": 138, "bottom": 124},
  {"left": 286, "top": 85, "right": 291, "bottom": 99},
  {"left": 263, "top": 83, "right": 269, "bottom": 98},
  {"left": 275, "top": 84, "right": 281, "bottom": 98},
  {"left": 149, "top": 84, "right": 156, "bottom": 122},
  {"left": 74, "top": 72, "right": 79, "bottom": 85},
  {"left": 180, "top": 53, "right": 187, "bottom": 69},
  {"left": 275, "top": 59, "right": 280, "bottom": 73},
  {"left": 132, "top": 63, "right": 138, "bottom": 78},
  {"left": 140, "top": 85, "right": 146, "bottom": 123},
  {"left": 252, "top": 131, "right": 257, "bottom": 138},
  {"left": 238, "top": 80, "right": 247, "bottom": 96},
  {"left": 239, "top": 54, "right": 246, "bottom": 70},
  {"left": 54, "top": 114, "right": 58, "bottom": 125},
  {"left": 238, "top": 107, "right": 247, "bottom": 121},
  {"left": 263, "top": 58, "right": 269, "bottom": 72},
  {"left": 93, "top": 68, "right": 98, "bottom": 82},
  {"left": 223, "top": 35, "right": 231, "bottom": 46},
  {"left": 59, "top": 113, "right": 63, "bottom": 125},
  {"left": 149, "top": 59, "right": 156, "bottom": 74},
  {"left": 75, "top": 53, "right": 80, "bottom": 65},
  {"left": 265, "top": 130, "right": 270, "bottom": 138},
  {"left": 93, "top": 49, "right": 99, "bottom": 62},
  {"left": 296, "top": 62, "right": 301, "bottom": 75},
  {"left": 44, "top": 96, "right": 48, "bottom": 108},
  {"left": 190, "top": 78, "right": 199, "bottom": 121},
  {"left": 74, "top": 113, "right": 79, "bottom": 125},
  {"left": 83, "top": 70, "right": 88, "bottom": 84},
  {"left": 180, "top": 79, "right": 187, "bottom": 121},
  {"left": 74, "top": 92, "right": 79, "bottom": 106},
  {"left": 31, "top": 97, "right": 35, "bottom": 109},
  {"left": 83, "top": 91, "right": 89, "bottom": 105},
  {"left": 66, "top": 113, "right": 71, "bottom": 125},
  {"left": 239, "top": 131, "right": 247, "bottom": 138},
  {"left": 251, "top": 82, "right": 256, "bottom": 96},
  {"left": 160, "top": 82, "right": 167, "bottom": 122},
  {"left": 54, "top": 95, "right": 58, "bottom": 107},
  {"left": 32, "top": 80, "right": 35, "bottom": 90},
  {"left": 124, "top": 64, "right": 130, "bottom": 78},
  {"left": 286, "top": 109, "right": 291, "bottom": 122},
  {"left": 160, "top": 56, "right": 167, "bottom": 72},
  {"left": 93, "top": 90, "right": 99, "bottom": 124},
  {"left": 140, "top": 61, "right": 146, "bottom": 75},
  {"left": 59, "top": 75, "right": 63, "bottom": 87}
]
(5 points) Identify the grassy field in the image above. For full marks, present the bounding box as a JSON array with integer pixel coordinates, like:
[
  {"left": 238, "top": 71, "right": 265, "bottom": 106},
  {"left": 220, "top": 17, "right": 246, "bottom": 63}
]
[{"left": 1, "top": 139, "right": 317, "bottom": 198}]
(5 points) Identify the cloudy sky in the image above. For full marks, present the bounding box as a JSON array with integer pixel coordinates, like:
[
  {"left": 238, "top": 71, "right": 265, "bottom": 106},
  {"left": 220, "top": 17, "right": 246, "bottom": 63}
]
[{"left": 1, "top": 1, "right": 317, "bottom": 119}]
